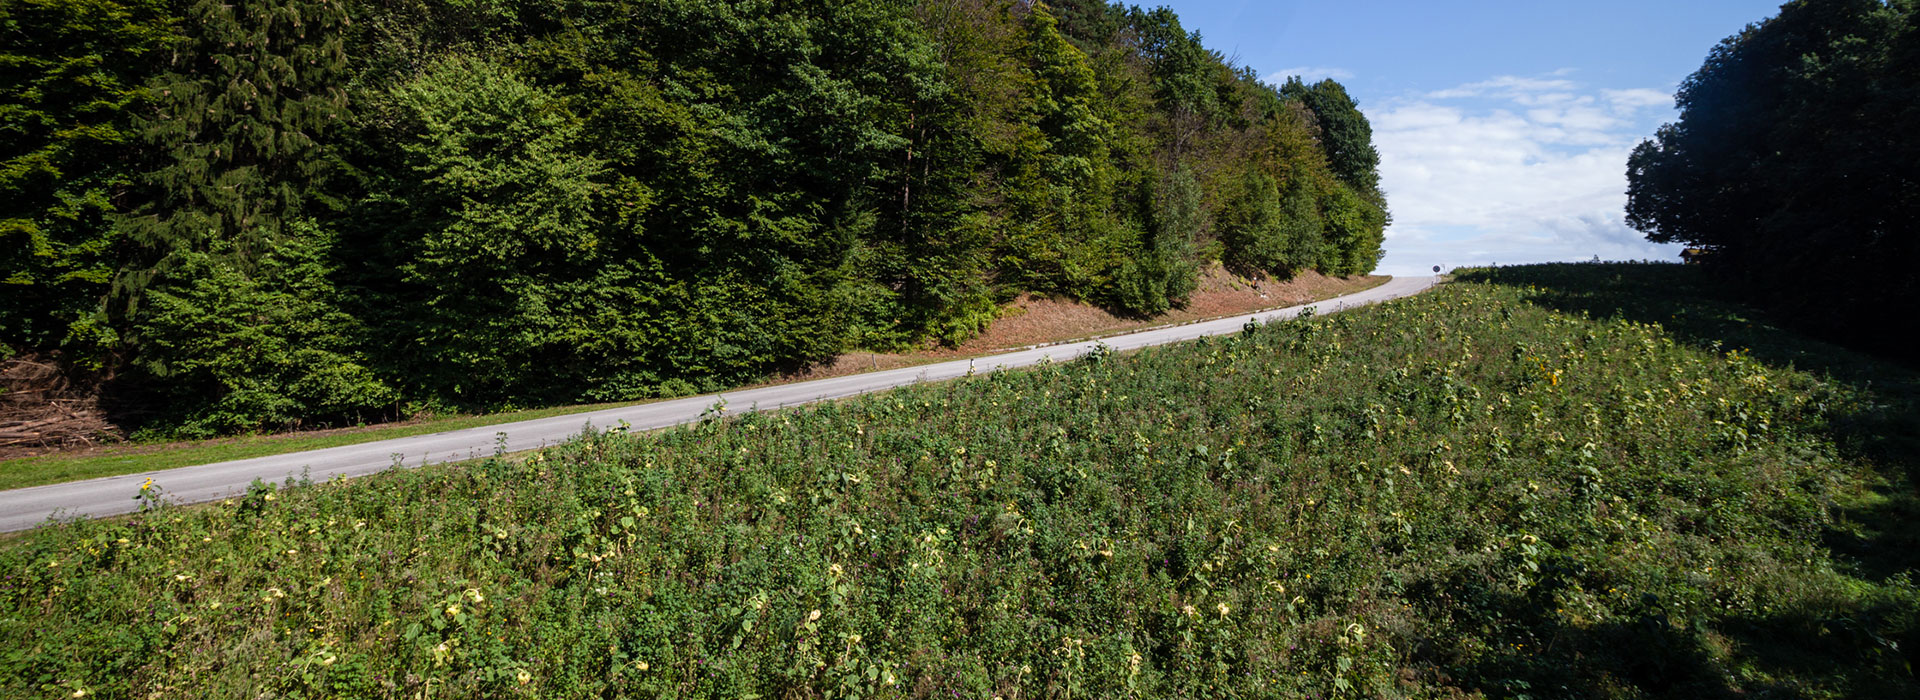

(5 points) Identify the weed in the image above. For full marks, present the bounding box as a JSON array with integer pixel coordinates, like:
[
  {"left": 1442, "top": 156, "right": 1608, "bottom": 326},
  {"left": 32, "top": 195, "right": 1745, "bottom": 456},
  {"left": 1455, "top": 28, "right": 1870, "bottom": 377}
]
[{"left": 2, "top": 264, "right": 1914, "bottom": 698}]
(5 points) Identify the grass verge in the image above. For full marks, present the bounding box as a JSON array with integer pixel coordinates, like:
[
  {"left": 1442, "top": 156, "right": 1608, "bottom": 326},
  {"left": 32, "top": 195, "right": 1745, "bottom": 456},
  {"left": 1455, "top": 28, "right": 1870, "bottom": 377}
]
[
  {"left": 2, "top": 263, "right": 1913, "bottom": 698},
  {"left": 0, "top": 401, "right": 644, "bottom": 491}
]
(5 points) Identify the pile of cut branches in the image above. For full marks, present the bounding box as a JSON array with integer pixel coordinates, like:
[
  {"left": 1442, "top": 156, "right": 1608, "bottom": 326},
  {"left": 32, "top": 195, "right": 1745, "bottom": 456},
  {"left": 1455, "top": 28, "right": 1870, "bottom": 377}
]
[{"left": 0, "top": 356, "right": 117, "bottom": 453}]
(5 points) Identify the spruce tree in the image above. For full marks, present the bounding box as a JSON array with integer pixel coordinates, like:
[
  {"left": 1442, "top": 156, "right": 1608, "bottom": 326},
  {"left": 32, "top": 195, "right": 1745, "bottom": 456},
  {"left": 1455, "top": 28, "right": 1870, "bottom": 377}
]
[
  {"left": 0, "top": 0, "right": 173, "bottom": 362},
  {"left": 119, "top": 0, "right": 348, "bottom": 289},
  {"left": 113, "top": 0, "right": 358, "bottom": 430}
]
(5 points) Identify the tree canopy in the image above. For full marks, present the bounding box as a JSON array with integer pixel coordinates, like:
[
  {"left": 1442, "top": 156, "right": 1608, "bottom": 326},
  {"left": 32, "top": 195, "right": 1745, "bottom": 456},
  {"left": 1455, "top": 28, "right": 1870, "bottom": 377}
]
[
  {"left": 1, "top": 0, "right": 1392, "bottom": 434},
  {"left": 1626, "top": 0, "right": 1917, "bottom": 356}
]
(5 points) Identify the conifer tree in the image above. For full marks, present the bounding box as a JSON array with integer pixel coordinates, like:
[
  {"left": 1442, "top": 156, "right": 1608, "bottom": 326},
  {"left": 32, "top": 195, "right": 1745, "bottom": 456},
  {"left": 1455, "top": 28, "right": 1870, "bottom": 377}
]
[
  {"left": 119, "top": 0, "right": 349, "bottom": 289},
  {"left": 0, "top": 0, "right": 173, "bottom": 361},
  {"left": 112, "top": 0, "right": 358, "bottom": 428}
]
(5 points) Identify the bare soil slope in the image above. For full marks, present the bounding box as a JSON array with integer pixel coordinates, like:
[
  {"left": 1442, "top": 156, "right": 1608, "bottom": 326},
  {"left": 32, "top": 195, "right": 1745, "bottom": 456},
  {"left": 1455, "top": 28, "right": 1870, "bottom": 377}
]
[{"left": 783, "top": 265, "right": 1386, "bottom": 381}]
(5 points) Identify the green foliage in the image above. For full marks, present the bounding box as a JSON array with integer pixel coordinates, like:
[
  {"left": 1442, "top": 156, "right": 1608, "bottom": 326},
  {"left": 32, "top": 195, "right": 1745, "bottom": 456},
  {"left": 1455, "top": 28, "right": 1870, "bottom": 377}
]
[
  {"left": 1130, "top": 5, "right": 1232, "bottom": 128},
  {"left": 519, "top": 0, "right": 936, "bottom": 380},
  {"left": 0, "top": 0, "right": 172, "bottom": 363},
  {"left": 1283, "top": 77, "right": 1383, "bottom": 200},
  {"left": 1111, "top": 165, "right": 1202, "bottom": 315},
  {"left": 6, "top": 264, "right": 1916, "bottom": 698},
  {"left": 1320, "top": 183, "right": 1388, "bottom": 276},
  {"left": 117, "top": 0, "right": 349, "bottom": 275},
  {"left": 370, "top": 53, "right": 611, "bottom": 402},
  {"left": 106, "top": 0, "right": 355, "bottom": 429},
  {"left": 130, "top": 224, "right": 393, "bottom": 436},
  {"left": 842, "top": 0, "right": 1002, "bottom": 349},
  {"left": 1044, "top": 0, "right": 1125, "bottom": 50},
  {"left": 1625, "top": 0, "right": 1918, "bottom": 357},
  {"left": 997, "top": 2, "right": 1133, "bottom": 303},
  {"left": 1218, "top": 169, "right": 1321, "bottom": 278},
  {"left": 0, "top": 0, "right": 1394, "bottom": 432}
]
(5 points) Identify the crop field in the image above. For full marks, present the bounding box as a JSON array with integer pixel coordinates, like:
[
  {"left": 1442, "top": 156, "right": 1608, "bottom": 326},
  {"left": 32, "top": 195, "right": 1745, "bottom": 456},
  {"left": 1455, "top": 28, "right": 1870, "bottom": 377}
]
[{"left": 2, "top": 263, "right": 1914, "bottom": 698}]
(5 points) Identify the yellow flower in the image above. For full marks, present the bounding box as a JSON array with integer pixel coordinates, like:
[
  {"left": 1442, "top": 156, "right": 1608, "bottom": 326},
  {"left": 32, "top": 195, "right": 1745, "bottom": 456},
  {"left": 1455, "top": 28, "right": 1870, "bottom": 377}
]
[
  {"left": 807, "top": 609, "right": 821, "bottom": 622},
  {"left": 516, "top": 669, "right": 531, "bottom": 684},
  {"left": 1217, "top": 603, "right": 1231, "bottom": 617},
  {"left": 446, "top": 603, "right": 462, "bottom": 616}
]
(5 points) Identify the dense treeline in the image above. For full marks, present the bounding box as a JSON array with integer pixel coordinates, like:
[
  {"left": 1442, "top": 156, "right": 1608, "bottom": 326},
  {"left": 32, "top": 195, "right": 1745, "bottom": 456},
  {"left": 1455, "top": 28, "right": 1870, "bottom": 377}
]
[
  {"left": 2, "top": 0, "right": 1388, "bottom": 435},
  {"left": 1626, "top": 0, "right": 1916, "bottom": 357}
]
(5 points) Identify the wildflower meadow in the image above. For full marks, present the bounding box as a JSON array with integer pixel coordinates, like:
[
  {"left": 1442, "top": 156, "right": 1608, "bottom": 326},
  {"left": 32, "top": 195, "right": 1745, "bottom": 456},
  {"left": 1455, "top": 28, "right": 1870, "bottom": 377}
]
[{"left": 2, "top": 263, "right": 1914, "bottom": 698}]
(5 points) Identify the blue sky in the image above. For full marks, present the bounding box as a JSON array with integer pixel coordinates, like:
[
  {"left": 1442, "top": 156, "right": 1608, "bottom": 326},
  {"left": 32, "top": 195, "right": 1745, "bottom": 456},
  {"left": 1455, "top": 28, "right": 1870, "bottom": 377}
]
[{"left": 1155, "top": 0, "right": 1786, "bottom": 276}]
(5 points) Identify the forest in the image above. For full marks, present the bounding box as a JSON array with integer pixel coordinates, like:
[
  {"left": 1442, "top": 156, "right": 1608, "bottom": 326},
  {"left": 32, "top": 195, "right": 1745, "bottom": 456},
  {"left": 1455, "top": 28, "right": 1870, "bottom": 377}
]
[
  {"left": 1626, "top": 0, "right": 1916, "bottom": 358},
  {"left": 1, "top": 0, "right": 1389, "bottom": 436}
]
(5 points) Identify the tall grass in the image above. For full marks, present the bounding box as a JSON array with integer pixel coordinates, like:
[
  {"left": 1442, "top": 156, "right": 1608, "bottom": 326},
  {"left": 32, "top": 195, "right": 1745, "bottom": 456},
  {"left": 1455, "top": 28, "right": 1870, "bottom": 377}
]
[{"left": 2, "top": 263, "right": 1913, "bottom": 698}]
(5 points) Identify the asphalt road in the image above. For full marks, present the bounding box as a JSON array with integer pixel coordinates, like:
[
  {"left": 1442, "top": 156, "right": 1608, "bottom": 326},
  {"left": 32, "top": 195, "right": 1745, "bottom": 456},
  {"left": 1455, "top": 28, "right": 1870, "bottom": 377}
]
[{"left": 0, "top": 275, "right": 1437, "bottom": 532}]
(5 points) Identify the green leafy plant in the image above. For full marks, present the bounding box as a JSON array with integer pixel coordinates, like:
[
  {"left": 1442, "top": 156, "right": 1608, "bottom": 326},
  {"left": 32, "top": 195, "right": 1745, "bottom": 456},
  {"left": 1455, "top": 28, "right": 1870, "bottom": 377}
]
[{"left": 4, "top": 264, "right": 1914, "bottom": 698}]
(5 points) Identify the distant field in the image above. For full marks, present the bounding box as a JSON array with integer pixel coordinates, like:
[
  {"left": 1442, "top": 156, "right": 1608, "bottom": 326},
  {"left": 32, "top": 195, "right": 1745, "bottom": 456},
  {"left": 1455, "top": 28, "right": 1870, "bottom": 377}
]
[{"left": 2, "top": 263, "right": 1913, "bottom": 698}]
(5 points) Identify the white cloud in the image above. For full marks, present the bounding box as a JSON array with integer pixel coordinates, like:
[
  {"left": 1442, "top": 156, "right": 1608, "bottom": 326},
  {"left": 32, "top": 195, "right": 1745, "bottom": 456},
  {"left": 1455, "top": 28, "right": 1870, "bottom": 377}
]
[
  {"left": 1424, "top": 75, "right": 1577, "bottom": 100},
  {"left": 1372, "top": 72, "right": 1685, "bottom": 276},
  {"left": 1262, "top": 66, "right": 1355, "bottom": 85},
  {"left": 1601, "top": 88, "right": 1672, "bottom": 112}
]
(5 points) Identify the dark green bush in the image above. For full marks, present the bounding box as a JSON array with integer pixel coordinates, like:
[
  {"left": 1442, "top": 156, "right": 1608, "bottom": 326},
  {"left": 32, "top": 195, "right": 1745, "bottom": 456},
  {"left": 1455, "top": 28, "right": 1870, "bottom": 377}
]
[{"left": 129, "top": 226, "right": 393, "bottom": 436}]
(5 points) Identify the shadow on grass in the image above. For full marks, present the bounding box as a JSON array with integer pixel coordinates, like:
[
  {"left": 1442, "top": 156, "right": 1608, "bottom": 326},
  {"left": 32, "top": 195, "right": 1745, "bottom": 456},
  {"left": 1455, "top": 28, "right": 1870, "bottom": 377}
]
[
  {"left": 1454, "top": 263, "right": 1913, "bottom": 389},
  {"left": 1414, "top": 563, "right": 1918, "bottom": 698},
  {"left": 1458, "top": 262, "right": 1920, "bottom": 491},
  {"left": 1440, "top": 263, "right": 1920, "bottom": 695}
]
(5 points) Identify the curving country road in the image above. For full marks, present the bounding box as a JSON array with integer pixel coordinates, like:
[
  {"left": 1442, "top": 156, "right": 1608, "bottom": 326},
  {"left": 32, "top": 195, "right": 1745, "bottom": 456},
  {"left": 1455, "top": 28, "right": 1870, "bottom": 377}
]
[{"left": 0, "top": 275, "right": 1438, "bottom": 532}]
